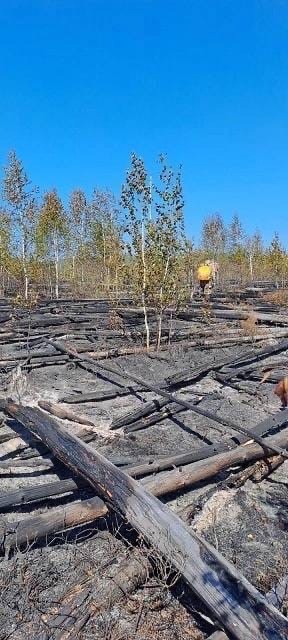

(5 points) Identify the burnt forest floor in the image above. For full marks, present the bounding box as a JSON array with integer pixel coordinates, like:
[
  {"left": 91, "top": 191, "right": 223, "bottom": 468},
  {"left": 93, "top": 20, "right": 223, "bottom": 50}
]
[{"left": 0, "top": 293, "right": 287, "bottom": 638}]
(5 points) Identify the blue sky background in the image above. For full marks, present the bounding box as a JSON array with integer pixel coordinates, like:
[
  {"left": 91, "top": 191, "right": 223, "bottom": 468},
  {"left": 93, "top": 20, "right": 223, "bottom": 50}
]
[{"left": 0, "top": 0, "right": 287, "bottom": 245}]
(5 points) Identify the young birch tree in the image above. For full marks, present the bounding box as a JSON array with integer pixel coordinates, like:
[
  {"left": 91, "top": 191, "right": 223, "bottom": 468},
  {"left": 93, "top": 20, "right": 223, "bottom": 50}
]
[
  {"left": 152, "top": 155, "right": 184, "bottom": 349},
  {"left": 201, "top": 213, "right": 226, "bottom": 259},
  {"left": 0, "top": 210, "right": 11, "bottom": 292},
  {"left": 245, "top": 231, "right": 263, "bottom": 281},
  {"left": 69, "top": 189, "right": 90, "bottom": 285},
  {"left": 121, "top": 154, "right": 151, "bottom": 348},
  {"left": 268, "top": 233, "right": 285, "bottom": 287},
  {"left": 37, "top": 190, "right": 67, "bottom": 298},
  {"left": 90, "top": 189, "right": 123, "bottom": 294},
  {"left": 2, "top": 151, "right": 36, "bottom": 299}
]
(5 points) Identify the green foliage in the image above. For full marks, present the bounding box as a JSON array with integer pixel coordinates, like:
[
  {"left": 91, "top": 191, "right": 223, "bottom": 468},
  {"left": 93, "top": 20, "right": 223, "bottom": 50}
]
[
  {"left": 3, "top": 151, "right": 29, "bottom": 210},
  {"left": 90, "top": 188, "right": 124, "bottom": 294},
  {"left": 0, "top": 210, "right": 11, "bottom": 268},
  {"left": 201, "top": 213, "right": 226, "bottom": 258},
  {"left": 36, "top": 190, "right": 67, "bottom": 297},
  {"left": 69, "top": 189, "right": 90, "bottom": 258},
  {"left": 228, "top": 213, "right": 244, "bottom": 254},
  {"left": 36, "top": 190, "right": 67, "bottom": 258},
  {"left": 268, "top": 233, "right": 285, "bottom": 278},
  {"left": 0, "top": 147, "right": 287, "bottom": 303}
]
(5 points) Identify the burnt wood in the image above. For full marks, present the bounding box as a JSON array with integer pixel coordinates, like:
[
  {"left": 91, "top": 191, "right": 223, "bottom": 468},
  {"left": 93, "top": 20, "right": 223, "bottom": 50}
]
[
  {"left": 0, "top": 495, "right": 107, "bottom": 553},
  {"left": 2, "top": 401, "right": 287, "bottom": 640}
]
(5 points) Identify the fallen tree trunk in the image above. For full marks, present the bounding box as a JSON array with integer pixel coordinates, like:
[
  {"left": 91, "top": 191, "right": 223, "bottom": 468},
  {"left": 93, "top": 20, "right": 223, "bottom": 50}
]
[
  {"left": 0, "top": 480, "right": 87, "bottom": 510},
  {"left": 221, "top": 337, "right": 288, "bottom": 380},
  {"left": 0, "top": 495, "right": 107, "bottom": 553},
  {"left": 2, "top": 401, "right": 287, "bottom": 640},
  {"left": 38, "top": 400, "right": 97, "bottom": 428},
  {"left": 0, "top": 478, "right": 84, "bottom": 510},
  {"left": 60, "top": 388, "right": 135, "bottom": 403},
  {"left": 123, "top": 402, "right": 186, "bottom": 433},
  {"left": 2, "top": 411, "right": 286, "bottom": 510},
  {"left": 178, "top": 308, "right": 288, "bottom": 325},
  {"left": 0, "top": 458, "right": 54, "bottom": 471},
  {"left": 168, "top": 336, "right": 288, "bottom": 387},
  {"left": 142, "top": 425, "right": 288, "bottom": 497},
  {"left": 112, "top": 396, "right": 199, "bottom": 430}
]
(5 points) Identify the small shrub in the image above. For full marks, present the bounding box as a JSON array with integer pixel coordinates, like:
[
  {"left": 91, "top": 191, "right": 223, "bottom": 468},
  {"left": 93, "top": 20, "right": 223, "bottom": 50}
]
[
  {"left": 264, "top": 290, "right": 288, "bottom": 307},
  {"left": 240, "top": 311, "right": 258, "bottom": 337}
]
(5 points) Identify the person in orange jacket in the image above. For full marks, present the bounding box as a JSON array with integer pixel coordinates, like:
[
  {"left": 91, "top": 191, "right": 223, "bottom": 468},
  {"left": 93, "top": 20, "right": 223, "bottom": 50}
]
[{"left": 197, "top": 261, "right": 213, "bottom": 294}]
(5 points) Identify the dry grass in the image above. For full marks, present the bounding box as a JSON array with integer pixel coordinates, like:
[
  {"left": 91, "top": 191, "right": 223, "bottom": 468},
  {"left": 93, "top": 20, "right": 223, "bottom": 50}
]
[
  {"left": 240, "top": 311, "right": 258, "bottom": 337},
  {"left": 264, "top": 290, "right": 288, "bottom": 306},
  {"left": 108, "top": 309, "right": 125, "bottom": 332}
]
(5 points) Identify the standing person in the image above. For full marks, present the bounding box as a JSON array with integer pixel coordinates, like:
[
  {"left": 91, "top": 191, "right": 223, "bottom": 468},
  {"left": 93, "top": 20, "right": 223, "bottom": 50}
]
[{"left": 197, "top": 261, "right": 213, "bottom": 295}]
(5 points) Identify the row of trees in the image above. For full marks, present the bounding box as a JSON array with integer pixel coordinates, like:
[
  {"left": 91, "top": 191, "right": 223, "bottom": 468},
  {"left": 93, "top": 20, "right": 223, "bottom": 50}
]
[
  {"left": 200, "top": 212, "right": 287, "bottom": 285},
  {"left": 0, "top": 150, "right": 287, "bottom": 345},
  {"left": 0, "top": 151, "right": 124, "bottom": 300}
]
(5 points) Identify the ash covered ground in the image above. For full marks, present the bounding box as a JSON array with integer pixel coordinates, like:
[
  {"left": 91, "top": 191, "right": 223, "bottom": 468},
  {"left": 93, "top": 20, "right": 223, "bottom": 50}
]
[{"left": 0, "top": 300, "right": 287, "bottom": 638}]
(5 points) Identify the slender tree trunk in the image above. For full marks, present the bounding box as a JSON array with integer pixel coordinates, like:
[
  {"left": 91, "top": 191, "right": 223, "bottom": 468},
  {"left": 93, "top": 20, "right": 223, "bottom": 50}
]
[
  {"left": 21, "top": 232, "right": 28, "bottom": 300},
  {"left": 156, "top": 310, "right": 163, "bottom": 351},
  {"left": 80, "top": 238, "right": 84, "bottom": 287},
  {"left": 48, "top": 264, "right": 53, "bottom": 299},
  {"left": 102, "top": 224, "right": 107, "bottom": 291},
  {"left": 168, "top": 309, "right": 173, "bottom": 346},
  {"left": 249, "top": 253, "right": 253, "bottom": 280},
  {"left": 141, "top": 220, "right": 150, "bottom": 349},
  {"left": 115, "top": 266, "right": 118, "bottom": 299},
  {"left": 53, "top": 231, "right": 59, "bottom": 299},
  {"left": 80, "top": 219, "right": 84, "bottom": 286},
  {"left": 156, "top": 258, "right": 170, "bottom": 351},
  {"left": 72, "top": 255, "right": 75, "bottom": 280}
]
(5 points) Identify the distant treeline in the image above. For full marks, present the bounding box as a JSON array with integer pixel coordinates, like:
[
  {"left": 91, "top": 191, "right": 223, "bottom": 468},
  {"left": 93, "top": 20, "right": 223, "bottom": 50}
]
[{"left": 0, "top": 150, "right": 287, "bottom": 305}]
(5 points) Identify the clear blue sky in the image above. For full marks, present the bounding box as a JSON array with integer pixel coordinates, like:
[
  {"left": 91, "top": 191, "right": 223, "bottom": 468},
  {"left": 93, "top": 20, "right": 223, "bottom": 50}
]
[{"left": 1, "top": 0, "right": 287, "bottom": 245}]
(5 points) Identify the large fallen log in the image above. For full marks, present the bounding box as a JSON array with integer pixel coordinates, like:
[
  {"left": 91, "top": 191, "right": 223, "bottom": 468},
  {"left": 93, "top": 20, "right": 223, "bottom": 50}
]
[
  {"left": 2, "top": 402, "right": 287, "bottom": 640},
  {"left": 3, "top": 406, "right": 287, "bottom": 512},
  {"left": 178, "top": 308, "right": 288, "bottom": 325},
  {"left": 141, "top": 425, "right": 288, "bottom": 497},
  {"left": 0, "top": 478, "right": 84, "bottom": 510},
  {"left": 1, "top": 412, "right": 288, "bottom": 514},
  {"left": 125, "top": 407, "right": 288, "bottom": 476},
  {"left": 0, "top": 458, "right": 54, "bottom": 470},
  {"left": 0, "top": 495, "right": 108, "bottom": 553}
]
